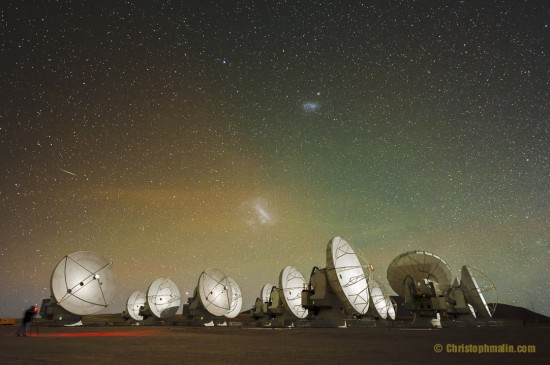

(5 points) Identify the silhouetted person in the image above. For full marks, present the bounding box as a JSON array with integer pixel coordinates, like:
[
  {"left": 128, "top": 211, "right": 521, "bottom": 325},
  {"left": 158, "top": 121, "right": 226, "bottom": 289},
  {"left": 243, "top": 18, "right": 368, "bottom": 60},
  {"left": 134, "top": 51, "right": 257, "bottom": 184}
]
[{"left": 17, "top": 305, "right": 38, "bottom": 337}]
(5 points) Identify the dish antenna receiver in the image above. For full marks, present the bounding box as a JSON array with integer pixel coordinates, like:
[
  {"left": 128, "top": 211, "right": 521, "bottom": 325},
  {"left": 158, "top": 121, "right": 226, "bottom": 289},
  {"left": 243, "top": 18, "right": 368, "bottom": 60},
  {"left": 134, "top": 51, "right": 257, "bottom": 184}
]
[
  {"left": 302, "top": 237, "right": 370, "bottom": 327},
  {"left": 326, "top": 237, "right": 370, "bottom": 315},
  {"left": 367, "top": 276, "right": 398, "bottom": 321},
  {"left": 251, "top": 283, "right": 275, "bottom": 325},
  {"left": 122, "top": 291, "right": 147, "bottom": 322},
  {"left": 250, "top": 266, "right": 309, "bottom": 327},
  {"left": 261, "top": 283, "right": 274, "bottom": 303},
  {"left": 185, "top": 268, "right": 241, "bottom": 325},
  {"left": 386, "top": 296, "right": 397, "bottom": 320},
  {"left": 461, "top": 265, "right": 497, "bottom": 318},
  {"left": 41, "top": 251, "right": 117, "bottom": 324},
  {"left": 387, "top": 250, "right": 453, "bottom": 327},
  {"left": 280, "top": 266, "right": 309, "bottom": 320},
  {"left": 139, "top": 278, "right": 181, "bottom": 320},
  {"left": 447, "top": 266, "right": 497, "bottom": 320},
  {"left": 356, "top": 252, "right": 396, "bottom": 321},
  {"left": 366, "top": 275, "right": 391, "bottom": 320},
  {"left": 225, "top": 276, "right": 243, "bottom": 319}
]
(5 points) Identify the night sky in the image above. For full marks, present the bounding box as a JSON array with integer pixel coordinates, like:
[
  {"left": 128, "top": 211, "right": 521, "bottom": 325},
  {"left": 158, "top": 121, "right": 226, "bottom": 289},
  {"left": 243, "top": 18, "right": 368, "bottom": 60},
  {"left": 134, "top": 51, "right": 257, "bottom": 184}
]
[{"left": 1, "top": 1, "right": 548, "bottom": 318}]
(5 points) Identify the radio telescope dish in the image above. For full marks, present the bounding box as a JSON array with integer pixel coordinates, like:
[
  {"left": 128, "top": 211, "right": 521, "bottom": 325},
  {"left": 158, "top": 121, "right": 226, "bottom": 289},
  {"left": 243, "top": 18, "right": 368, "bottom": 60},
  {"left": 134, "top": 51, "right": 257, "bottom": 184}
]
[
  {"left": 146, "top": 278, "right": 181, "bottom": 319},
  {"left": 198, "top": 268, "right": 233, "bottom": 317},
  {"left": 126, "top": 291, "right": 146, "bottom": 321},
  {"left": 224, "top": 276, "right": 242, "bottom": 318},
  {"left": 260, "top": 283, "right": 274, "bottom": 303},
  {"left": 326, "top": 237, "right": 369, "bottom": 315},
  {"left": 386, "top": 297, "right": 396, "bottom": 320},
  {"left": 367, "top": 277, "right": 389, "bottom": 319},
  {"left": 51, "top": 251, "right": 117, "bottom": 316},
  {"left": 279, "top": 266, "right": 308, "bottom": 319},
  {"left": 461, "top": 265, "right": 496, "bottom": 318},
  {"left": 386, "top": 250, "right": 452, "bottom": 297},
  {"left": 468, "top": 303, "right": 477, "bottom": 319}
]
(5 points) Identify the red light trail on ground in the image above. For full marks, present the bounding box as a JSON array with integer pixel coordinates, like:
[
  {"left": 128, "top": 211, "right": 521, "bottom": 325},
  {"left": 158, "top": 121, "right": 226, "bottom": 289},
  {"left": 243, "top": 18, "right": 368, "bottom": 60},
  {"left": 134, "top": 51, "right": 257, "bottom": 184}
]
[{"left": 41, "top": 329, "right": 164, "bottom": 337}]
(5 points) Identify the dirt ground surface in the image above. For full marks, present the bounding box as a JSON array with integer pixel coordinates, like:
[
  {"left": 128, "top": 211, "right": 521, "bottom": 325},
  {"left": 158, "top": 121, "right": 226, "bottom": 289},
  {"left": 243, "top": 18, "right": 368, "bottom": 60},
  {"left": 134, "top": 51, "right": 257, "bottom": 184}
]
[{"left": 0, "top": 325, "right": 547, "bottom": 364}]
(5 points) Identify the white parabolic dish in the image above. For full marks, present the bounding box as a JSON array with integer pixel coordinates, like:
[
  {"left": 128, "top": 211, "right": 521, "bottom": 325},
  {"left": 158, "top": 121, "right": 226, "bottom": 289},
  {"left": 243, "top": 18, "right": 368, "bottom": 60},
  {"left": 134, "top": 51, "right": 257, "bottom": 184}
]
[
  {"left": 279, "top": 266, "right": 308, "bottom": 319},
  {"left": 326, "top": 237, "right": 370, "bottom": 315},
  {"left": 146, "top": 278, "right": 181, "bottom": 319},
  {"left": 198, "top": 268, "right": 233, "bottom": 317},
  {"left": 386, "top": 297, "right": 396, "bottom": 320},
  {"left": 461, "top": 265, "right": 492, "bottom": 318},
  {"left": 260, "top": 283, "right": 274, "bottom": 303},
  {"left": 126, "top": 291, "right": 146, "bottom": 321},
  {"left": 224, "top": 276, "right": 243, "bottom": 318},
  {"left": 51, "top": 251, "right": 117, "bottom": 316},
  {"left": 368, "top": 277, "right": 389, "bottom": 319},
  {"left": 386, "top": 250, "right": 452, "bottom": 297}
]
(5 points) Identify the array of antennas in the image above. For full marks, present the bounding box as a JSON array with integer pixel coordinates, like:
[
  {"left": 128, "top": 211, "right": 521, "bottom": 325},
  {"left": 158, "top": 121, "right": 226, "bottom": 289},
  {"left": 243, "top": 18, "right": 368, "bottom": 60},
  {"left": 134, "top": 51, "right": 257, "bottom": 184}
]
[
  {"left": 386, "top": 250, "right": 498, "bottom": 326},
  {"left": 125, "top": 268, "right": 242, "bottom": 325},
  {"left": 251, "top": 265, "right": 309, "bottom": 327},
  {"left": 253, "top": 237, "right": 396, "bottom": 327},
  {"left": 312, "top": 236, "right": 395, "bottom": 323},
  {"left": 43, "top": 251, "right": 242, "bottom": 325},
  {"left": 43, "top": 237, "right": 496, "bottom": 328},
  {"left": 126, "top": 278, "right": 181, "bottom": 322},
  {"left": 252, "top": 237, "right": 496, "bottom": 327}
]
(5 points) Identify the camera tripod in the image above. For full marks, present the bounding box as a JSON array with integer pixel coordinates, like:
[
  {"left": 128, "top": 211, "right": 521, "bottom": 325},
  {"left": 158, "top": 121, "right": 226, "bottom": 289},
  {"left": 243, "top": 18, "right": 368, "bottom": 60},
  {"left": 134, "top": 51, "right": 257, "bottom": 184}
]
[{"left": 29, "top": 316, "right": 39, "bottom": 337}]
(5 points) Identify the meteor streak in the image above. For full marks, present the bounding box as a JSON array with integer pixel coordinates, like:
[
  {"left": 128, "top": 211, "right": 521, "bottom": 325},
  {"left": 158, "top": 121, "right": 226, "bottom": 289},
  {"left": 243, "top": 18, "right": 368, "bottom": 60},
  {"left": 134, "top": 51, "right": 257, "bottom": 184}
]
[{"left": 59, "top": 168, "right": 77, "bottom": 176}]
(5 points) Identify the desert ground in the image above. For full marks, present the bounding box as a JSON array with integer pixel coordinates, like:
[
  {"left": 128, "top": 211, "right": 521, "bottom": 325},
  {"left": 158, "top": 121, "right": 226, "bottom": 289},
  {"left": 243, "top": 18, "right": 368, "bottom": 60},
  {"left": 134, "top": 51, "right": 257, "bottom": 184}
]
[{"left": 0, "top": 323, "right": 547, "bottom": 365}]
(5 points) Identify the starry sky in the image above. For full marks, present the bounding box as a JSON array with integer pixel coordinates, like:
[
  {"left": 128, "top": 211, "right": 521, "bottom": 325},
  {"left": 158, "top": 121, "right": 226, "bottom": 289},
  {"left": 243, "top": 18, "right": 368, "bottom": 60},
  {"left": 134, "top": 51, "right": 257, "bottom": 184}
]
[{"left": 1, "top": 1, "right": 548, "bottom": 318}]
